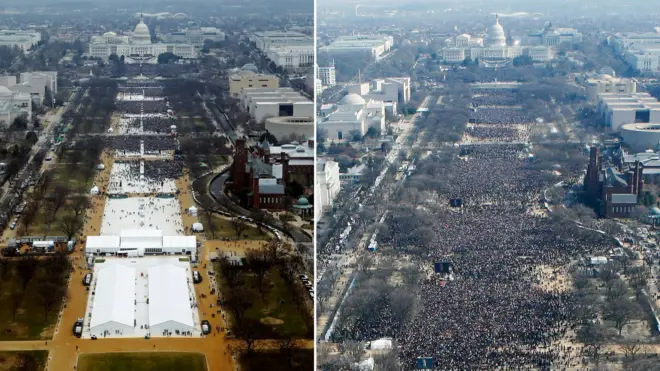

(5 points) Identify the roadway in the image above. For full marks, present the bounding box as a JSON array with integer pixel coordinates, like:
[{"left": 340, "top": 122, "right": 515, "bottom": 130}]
[{"left": 207, "top": 171, "right": 312, "bottom": 243}]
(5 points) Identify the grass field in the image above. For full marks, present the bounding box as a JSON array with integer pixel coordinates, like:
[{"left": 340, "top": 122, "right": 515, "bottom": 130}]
[
  {"left": 53, "top": 163, "right": 95, "bottom": 193},
  {"left": 203, "top": 215, "right": 271, "bottom": 241},
  {"left": 25, "top": 205, "right": 76, "bottom": 236},
  {"left": 0, "top": 259, "right": 69, "bottom": 341},
  {"left": 0, "top": 351, "right": 48, "bottom": 371},
  {"left": 76, "top": 352, "right": 207, "bottom": 371},
  {"left": 217, "top": 265, "right": 312, "bottom": 339},
  {"left": 239, "top": 349, "right": 313, "bottom": 371}
]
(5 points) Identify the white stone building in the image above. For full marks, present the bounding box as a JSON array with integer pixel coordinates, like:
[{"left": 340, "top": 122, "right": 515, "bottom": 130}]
[
  {"left": 0, "top": 86, "right": 31, "bottom": 126},
  {"left": 87, "top": 15, "right": 196, "bottom": 64},
  {"left": 524, "top": 23, "right": 583, "bottom": 46},
  {"left": 318, "top": 94, "right": 386, "bottom": 140},
  {"left": 320, "top": 35, "right": 394, "bottom": 59},
  {"left": 315, "top": 159, "right": 341, "bottom": 219},
  {"left": 0, "top": 29, "right": 41, "bottom": 50},
  {"left": 440, "top": 15, "right": 555, "bottom": 65},
  {"left": 317, "top": 64, "right": 336, "bottom": 87},
  {"left": 166, "top": 27, "right": 225, "bottom": 45},
  {"left": 346, "top": 77, "right": 410, "bottom": 104},
  {"left": 265, "top": 45, "right": 314, "bottom": 69},
  {"left": 265, "top": 116, "right": 314, "bottom": 142},
  {"left": 240, "top": 87, "right": 314, "bottom": 123},
  {"left": 597, "top": 92, "right": 660, "bottom": 131},
  {"left": 586, "top": 74, "right": 637, "bottom": 103},
  {"left": 609, "top": 30, "right": 660, "bottom": 75}
]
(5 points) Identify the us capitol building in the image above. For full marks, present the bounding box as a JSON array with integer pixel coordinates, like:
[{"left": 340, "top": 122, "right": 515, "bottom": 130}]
[
  {"left": 88, "top": 15, "right": 196, "bottom": 64},
  {"left": 440, "top": 15, "right": 576, "bottom": 67}
]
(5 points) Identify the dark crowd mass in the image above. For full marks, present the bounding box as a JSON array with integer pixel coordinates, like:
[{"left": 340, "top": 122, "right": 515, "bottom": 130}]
[
  {"left": 104, "top": 135, "right": 177, "bottom": 154},
  {"left": 128, "top": 116, "right": 172, "bottom": 133},
  {"left": 468, "top": 107, "right": 534, "bottom": 125},
  {"left": 368, "top": 148, "right": 613, "bottom": 370},
  {"left": 466, "top": 126, "right": 522, "bottom": 141},
  {"left": 117, "top": 100, "right": 168, "bottom": 114}
]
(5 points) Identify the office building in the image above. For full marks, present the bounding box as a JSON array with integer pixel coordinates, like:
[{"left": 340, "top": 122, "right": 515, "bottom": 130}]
[
  {"left": 228, "top": 71, "right": 279, "bottom": 97},
  {"left": 317, "top": 64, "right": 336, "bottom": 86},
  {"left": 0, "top": 29, "right": 41, "bottom": 50},
  {"left": 240, "top": 87, "right": 313, "bottom": 123},
  {"left": 321, "top": 35, "right": 394, "bottom": 59},
  {"left": 597, "top": 92, "right": 660, "bottom": 131}
]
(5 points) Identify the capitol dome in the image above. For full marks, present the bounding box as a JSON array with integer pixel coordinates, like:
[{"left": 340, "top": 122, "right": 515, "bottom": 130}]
[
  {"left": 338, "top": 93, "right": 366, "bottom": 105},
  {"left": 132, "top": 15, "right": 152, "bottom": 44},
  {"left": 486, "top": 14, "right": 507, "bottom": 47}
]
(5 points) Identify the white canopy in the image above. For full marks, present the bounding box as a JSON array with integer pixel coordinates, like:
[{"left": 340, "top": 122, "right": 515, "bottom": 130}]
[
  {"left": 188, "top": 206, "right": 198, "bottom": 216},
  {"left": 90, "top": 186, "right": 100, "bottom": 195},
  {"left": 370, "top": 338, "right": 393, "bottom": 350},
  {"left": 192, "top": 222, "right": 204, "bottom": 232},
  {"left": 96, "top": 164, "right": 105, "bottom": 170},
  {"left": 148, "top": 265, "right": 194, "bottom": 329},
  {"left": 90, "top": 265, "right": 136, "bottom": 330},
  {"left": 107, "top": 128, "right": 114, "bottom": 133}
]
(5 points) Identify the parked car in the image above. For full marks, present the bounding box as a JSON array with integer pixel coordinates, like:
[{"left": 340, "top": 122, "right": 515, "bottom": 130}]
[
  {"left": 201, "top": 320, "right": 211, "bottom": 334},
  {"left": 73, "top": 318, "right": 83, "bottom": 337}
]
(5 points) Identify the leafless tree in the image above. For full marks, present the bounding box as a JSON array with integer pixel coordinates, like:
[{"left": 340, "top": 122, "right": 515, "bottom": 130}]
[
  {"left": 628, "top": 266, "right": 650, "bottom": 299},
  {"left": 279, "top": 335, "right": 301, "bottom": 369},
  {"left": 9, "top": 288, "right": 23, "bottom": 320},
  {"left": 16, "top": 256, "right": 38, "bottom": 291},
  {"left": 389, "top": 287, "right": 416, "bottom": 329},
  {"left": 218, "top": 256, "right": 244, "bottom": 287},
  {"left": 202, "top": 208, "right": 217, "bottom": 239},
  {"left": 235, "top": 318, "right": 260, "bottom": 355},
  {"left": 264, "top": 239, "right": 288, "bottom": 263},
  {"left": 341, "top": 340, "right": 365, "bottom": 364},
  {"left": 0, "top": 255, "right": 9, "bottom": 279},
  {"left": 16, "top": 352, "right": 38, "bottom": 371},
  {"left": 245, "top": 248, "right": 271, "bottom": 299},
  {"left": 231, "top": 216, "right": 247, "bottom": 240},
  {"left": 226, "top": 286, "right": 252, "bottom": 329},
  {"left": 606, "top": 278, "right": 628, "bottom": 301},
  {"left": 49, "top": 182, "right": 72, "bottom": 215},
  {"left": 620, "top": 342, "right": 645, "bottom": 362},
  {"left": 605, "top": 298, "right": 640, "bottom": 336},
  {"left": 69, "top": 195, "right": 91, "bottom": 217},
  {"left": 59, "top": 214, "right": 84, "bottom": 240},
  {"left": 37, "top": 280, "right": 65, "bottom": 322}
]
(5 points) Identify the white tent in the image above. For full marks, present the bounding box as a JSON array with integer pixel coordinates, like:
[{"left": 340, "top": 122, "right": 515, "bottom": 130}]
[
  {"left": 107, "top": 128, "right": 114, "bottom": 133},
  {"left": 96, "top": 164, "right": 105, "bottom": 170},
  {"left": 90, "top": 186, "right": 100, "bottom": 195},
  {"left": 192, "top": 222, "right": 204, "bottom": 232},
  {"left": 148, "top": 265, "right": 195, "bottom": 336},
  {"left": 369, "top": 338, "right": 393, "bottom": 350},
  {"left": 89, "top": 265, "right": 136, "bottom": 337},
  {"left": 188, "top": 206, "right": 198, "bottom": 216}
]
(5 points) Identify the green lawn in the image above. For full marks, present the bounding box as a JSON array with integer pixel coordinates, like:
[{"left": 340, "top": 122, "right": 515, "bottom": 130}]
[
  {"left": 0, "top": 351, "right": 48, "bottom": 371},
  {"left": 0, "top": 259, "right": 69, "bottom": 340},
  {"left": 26, "top": 204, "right": 76, "bottom": 236},
  {"left": 53, "top": 163, "right": 95, "bottom": 193},
  {"left": 203, "top": 215, "right": 271, "bottom": 241},
  {"left": 216, "top": 265, "right": 312, "bottom": 339},
  {"left": 239, "top": 349, "right": 313, "bottom": 371},
  {"left": 76, "top": 353, "right": 207, "bottom": 371}
]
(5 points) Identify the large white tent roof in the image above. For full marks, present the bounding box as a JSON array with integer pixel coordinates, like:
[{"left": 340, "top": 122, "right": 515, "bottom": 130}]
[
  {"left": 86, "top": 236, "right": 121, "bottom": 250},
  {"left": 90, "top": 264, "right": 136, "bottom": 329},
  {"left": 148, "top": 264, "right": 194, "bottom": 328},
  {"left": 161, "top": 236, "right": 196, "bottom": 249},
  {"left": 121, "top": 229, "right": 163, "bottom": 238}
]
